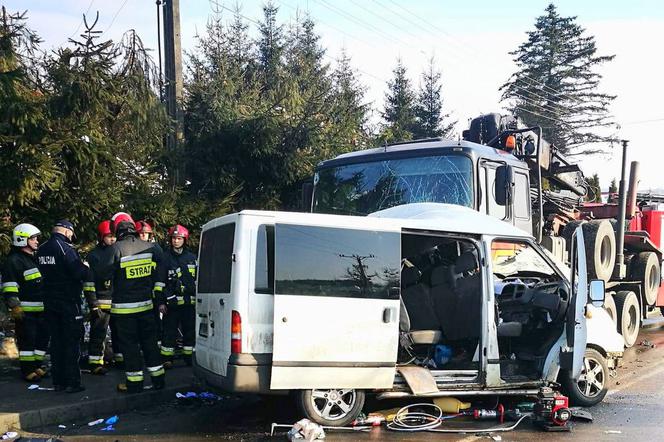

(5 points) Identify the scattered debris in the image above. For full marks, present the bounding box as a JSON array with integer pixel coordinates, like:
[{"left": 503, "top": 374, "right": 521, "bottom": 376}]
[
  {"left": 100, "top": 425, "right": 115, "bottom": 432},
  {"left": 87, "top": 418, "right": 104, "bottom": 427},
  {"left": 569, "top": 407, "right": 593, "bottom": 423},
  {"left": 57, "top": 425, "right": 66, "bottom": 429},
  {"left": 286, "top": 419, "right": 326, "bottom": 441},
  {"left": 491, "top": 436, "right": 502, "bottom": 441},
  {"left": 605, "top": 430, "right": 622, "bottom": 434},
  {"left": 1, "top": 432, "right": 18, "bottom": 440},
  {"left": 105, "top": 415, "right": 119, "bottom": 425},
  {"left": 640, "top": 340, "right": 657, "bottom": 348}
]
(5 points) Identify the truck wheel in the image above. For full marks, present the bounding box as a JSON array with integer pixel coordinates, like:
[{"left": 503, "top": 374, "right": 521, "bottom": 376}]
[
  {"left": 603, "top": 293, "right": 618, "bottom": 328},
  {"left": 582, "top": 220, "right": 616, "bottom": 282},
  {"left": 630, "top": 252, "right": 660, "bottom": 306},
  {"left": 614, "top": 290, "right": 641, "bottom": 347},
  {"left": 561, "top": 220, "right": 584, "bottom": 259},
  {"left": 559, "top": 348, "right": 608, "bottom": 407},
  {"left": 296, "top": 389, "right": 365, "bottom": 427}
]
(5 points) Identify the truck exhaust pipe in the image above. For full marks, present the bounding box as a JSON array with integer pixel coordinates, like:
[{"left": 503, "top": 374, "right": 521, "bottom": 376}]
[
  {"left": 626, "top": 161, "right": 640, "bottom": 219},
  {"left": 615, "top": 140, "right": 629, "bottom": 279}
]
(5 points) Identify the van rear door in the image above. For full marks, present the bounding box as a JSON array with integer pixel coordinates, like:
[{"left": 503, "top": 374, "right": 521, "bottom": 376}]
[
  {"left": 195, "top": 222, "right": 235, "bottom": 376},
  {"left": 270, "top": 224, "right": 401, "bottom": 389}
]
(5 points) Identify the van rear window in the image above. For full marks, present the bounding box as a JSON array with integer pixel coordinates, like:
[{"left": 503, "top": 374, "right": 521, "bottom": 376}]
[{"left": 198, "top": 223, "right": 235, "bottom": 293}]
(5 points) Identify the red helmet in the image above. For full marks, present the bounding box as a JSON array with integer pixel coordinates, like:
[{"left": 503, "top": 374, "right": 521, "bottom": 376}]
[
  {"left": 97, "top": 220, "right": 112, "bottom": 241},
  {"left": 135, "top": 220, "right": 153, "bottom": 233},
  {"left": 168, "top": 224, "right": 189, "bottom": 239},
  {"left": 111, "top": 212, "right": 135, "bottom": 233}
]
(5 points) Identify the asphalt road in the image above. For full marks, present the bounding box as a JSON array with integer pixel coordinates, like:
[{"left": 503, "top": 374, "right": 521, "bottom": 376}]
[{"left": 21, "top": 324, "right": 664, "bottom": 441}]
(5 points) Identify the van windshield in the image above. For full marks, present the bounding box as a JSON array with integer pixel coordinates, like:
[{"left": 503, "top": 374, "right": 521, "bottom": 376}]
[{"left": 312, "top": 154, "right": 473, "bottom": 215}]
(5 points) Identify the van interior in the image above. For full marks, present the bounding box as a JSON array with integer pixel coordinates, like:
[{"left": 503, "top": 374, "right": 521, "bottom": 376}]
[{"left": 399, "top": 233, "right": 570, "bottom": 381}]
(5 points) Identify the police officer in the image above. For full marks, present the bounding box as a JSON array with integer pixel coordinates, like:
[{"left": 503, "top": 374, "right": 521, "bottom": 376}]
[
  {"left": 38, "top": 220, "right": 90, "bottom": 393},
  {"left": 84, "top": 220, "right": 117, "bottom": 374},
  {"left": 2, "top": 223, "right": 49, "bottom": 381},
  {"left": 105, "top": 213, "right": 167, "bottom": 393},
  {"left": 161, "top": 225, "right": 197, "bottom": 367}
]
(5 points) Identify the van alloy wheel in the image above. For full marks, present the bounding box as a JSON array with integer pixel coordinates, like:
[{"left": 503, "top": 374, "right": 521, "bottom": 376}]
[
  {"left": 577, "top": 355, "right": 605, "bottom": 398},
  {"left": 296, "top": 389, "right": 365, "bottom": 427}
]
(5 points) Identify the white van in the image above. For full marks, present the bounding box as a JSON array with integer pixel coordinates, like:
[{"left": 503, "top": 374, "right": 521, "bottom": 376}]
[{"left": 194, "top": 203, "right": 623, "bottom": 426}]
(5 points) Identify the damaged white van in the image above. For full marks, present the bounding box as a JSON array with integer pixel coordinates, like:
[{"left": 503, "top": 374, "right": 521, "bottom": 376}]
[{"left": 194, "top": 203, "right": 623, "bottom": 426}]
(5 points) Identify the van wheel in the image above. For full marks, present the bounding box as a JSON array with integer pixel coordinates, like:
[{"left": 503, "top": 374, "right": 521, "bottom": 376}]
[
  {"left": 560, "top": 348, "right": 608, "bottom": 407},
  {"left": 615, "top": 290, "right": 641, "bottom": 347},
  {"left": 296, "top": 389, "right": 365, "bottom": 427}
]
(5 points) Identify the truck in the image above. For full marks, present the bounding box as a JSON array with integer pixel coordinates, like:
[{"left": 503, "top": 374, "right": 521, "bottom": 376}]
[{"left": 305, "top": 113, "right": 664, "bottom": 349}]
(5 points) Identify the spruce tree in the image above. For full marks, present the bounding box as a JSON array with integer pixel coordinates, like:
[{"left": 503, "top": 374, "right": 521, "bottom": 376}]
[
  {"left": 381, "top": 58, "right": 416, "bottom": 142},
  {"left": 585, "top": 173, "right": 601, "bottom": 202},
  {"left": 500, "top": 4, "right": 616, "bottom": 154},
  {"left": 413, "top": 57, "right": 455, "bottom": 139}
]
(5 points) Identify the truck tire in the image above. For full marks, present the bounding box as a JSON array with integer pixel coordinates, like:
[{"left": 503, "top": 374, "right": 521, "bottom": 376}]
[
  {"left": 559, "top": 348, "right": 608, "bottom": 407},
  {"left": 614, "top": 290, "right": 641, "bottom": 347},
  {"left": 630, "top": 252, "right": 660, "bottom": 306},
  {"left": 561, "top": 220, "right": 584, "bottom": 259},
  {"left": 603, "top": 293, "right": 618, "bottom": 327},
  {"left": 582, "top": 220, "right": 616, "bottom": 282},
  {"left": 296, "top": 389, "right": 365, "bottom": 427}
]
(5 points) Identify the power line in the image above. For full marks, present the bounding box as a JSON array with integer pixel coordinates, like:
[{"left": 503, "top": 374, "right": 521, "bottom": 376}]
[
  {"left": 105, "top": 0, "right": 129, "bottom": 33},
  {"left": 67, "top": 0, "right": 96, "bottom": 40}
]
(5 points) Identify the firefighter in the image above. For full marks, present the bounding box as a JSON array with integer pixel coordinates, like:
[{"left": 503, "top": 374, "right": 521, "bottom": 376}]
[
  {"left": 84, "top": 220, "right": 117, "bottom": 374},
  {"left": 161, "top": 224, "right": 197, "bottom": 368},
  {"left": 37, "top": 220, "right": 90, "bottom": 393},
  {"left": 105, "top": 212, "right": 167, "bottom": 393},
  {"left": 135, "top": 220, "right": 155, "bottom": 243},
  {"left": 1, "top": 223, "right": 49, "bottom": 381}
]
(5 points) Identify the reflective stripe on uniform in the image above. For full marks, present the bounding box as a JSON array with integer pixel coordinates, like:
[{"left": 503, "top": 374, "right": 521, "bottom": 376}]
[
  {"left": 111, "top": 300, "right": 153, "bottom": 314},
  {"left": 114, "top": 353, "right": 124, "bottom": 362},
  {"left": 183, "top": 346, "right": 193, "bottom": 355},
  {"left": 187, "top": 264, "right": 196, "bottom": 277},
  {"left": 97, "top": 299, "right": 112, "bottom": 310},
  {"left": 89, "top": 355, "right": 104, "bottom": 365},
  {"left": 23, "top": 268, "right": 42, "bottom": 281},
  {"left": 153, "top": 282, "right": 165, "bottom": 292},
  {"left": 2, "top": 282, "right": 19, "bottom": 293},
  {"left": 19, "top": 351, "right": 35, "bottom": 361},
  {"left": 147, "top": 365, "right": 165, "bottom": 377},
  {"left": 126, "top": 371, "right": 144, "bottom": 382},
  {"left": 120, "top": 253, "right": 153, "bottom": 267},
  {"left": 176, "top": 296, "right": 186, "bottom": 305},
  {"left": 83, "top": 282, "right": 96, "bottom": 292},
  {"left": 20, "top": 301, "right": 44, "bottom": 312},
  {"left": 160, "top": 346, "right": 175, "bottom": 356}
]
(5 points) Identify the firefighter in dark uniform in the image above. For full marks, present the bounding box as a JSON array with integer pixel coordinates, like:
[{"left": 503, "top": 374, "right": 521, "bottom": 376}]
[
  {"left": 135, "top": 220, "right": 164, "bottom": 344},
  {"left": 37, "top": 220, "right": 90, "bottom": 393},
  {"left": 84, "top": 220, "right": 117, "bottom": 374},
  {"left": 105, "top": 213, "right": 167, "bottom": 392},
  {"left": 161, "top": 224, "right": 197, "bottom": 368},
  {"left": 2, "top": 223, "right": 49, "bottom": 381}
]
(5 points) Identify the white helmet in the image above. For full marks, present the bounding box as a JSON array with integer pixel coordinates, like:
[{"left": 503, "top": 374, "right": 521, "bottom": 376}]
[{"left": 12, "top": 223, "right": 41, "bottom": 248}]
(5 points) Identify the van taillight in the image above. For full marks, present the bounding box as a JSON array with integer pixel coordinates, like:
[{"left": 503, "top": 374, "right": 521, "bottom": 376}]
[{"left": 231, "top": 310, "right": 242, "bottom": 354}]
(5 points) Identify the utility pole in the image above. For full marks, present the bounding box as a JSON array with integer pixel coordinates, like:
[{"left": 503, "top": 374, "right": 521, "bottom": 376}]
[{"left": 162, "top": 0, "right": 184, "bottom": 185}]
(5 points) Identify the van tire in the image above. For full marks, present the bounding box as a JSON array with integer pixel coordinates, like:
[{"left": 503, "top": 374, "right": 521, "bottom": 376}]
[
  {"left": 559, "top": 348, "right": 608, "bottom": 407},
  {"left": 615, "top": 290, "right": 641, "bottom": 347},
  {"left": 582, "top": 220, "right": 616, "bottom": 282},
  {"left": 630, "top": 252, "right": 660, "bottom": 306},
  {"left": 603, "top": 293, "right": 618, "bottom": 327},
  {"left": 296, "top": 389, "right": 365, "bottom": 427}
]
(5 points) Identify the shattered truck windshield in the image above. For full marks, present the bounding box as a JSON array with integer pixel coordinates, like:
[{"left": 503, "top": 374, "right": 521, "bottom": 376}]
[{"left": 312, "top": 154, "right": 473, "bottom": 215}]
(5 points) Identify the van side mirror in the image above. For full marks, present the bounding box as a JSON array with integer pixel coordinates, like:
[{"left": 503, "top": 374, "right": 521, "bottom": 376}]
[
  {"left": 301, "top": 182, "right": 313, "bottom": 212},
  {"left": 589, "top": 279, "right": 605, "bottom": 307},
  {"left": 495, "top": 165, "right": 513, "bottom": 206}
]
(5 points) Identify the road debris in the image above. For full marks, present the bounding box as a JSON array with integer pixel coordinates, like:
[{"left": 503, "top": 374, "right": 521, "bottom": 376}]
[
  {"left": 640, "top": 339, "right": 657, "bottom": 348},
  {"left": 0, "top": 432, "right": 18, "bottom": 440},
  {"left": 87, "top": 418, "right": 104, "bottom": 426},
  {"left": 605, "top": 430, "right": 622, "bottom": 434},
  {"left": 286, "top": 419, "right": 326, "bottom": 441}
]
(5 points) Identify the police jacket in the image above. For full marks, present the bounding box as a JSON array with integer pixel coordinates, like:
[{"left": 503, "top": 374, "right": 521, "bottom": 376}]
[
  {"left": 86, "top": 243, "right": 113, "bottom": 310},
  {"left": 164, "top": 247, "right": 197, "bottom": 305},
  {"left": 104, "top": 234, "right": 167, "bottom": 314},
  {"left": 37, "top": 232, "right": 90, "bottom": 304},
  {"left": 1, "top": 249, "right": 43, "bottom": 312}
]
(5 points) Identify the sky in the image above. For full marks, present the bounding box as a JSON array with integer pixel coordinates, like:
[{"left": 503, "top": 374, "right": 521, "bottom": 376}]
[{"left": 8, "top": 0, "right": 664, "bottom": 192}]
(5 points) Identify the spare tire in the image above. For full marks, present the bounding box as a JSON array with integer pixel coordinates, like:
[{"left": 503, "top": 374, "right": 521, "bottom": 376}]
[
  {"left": 603, "top": 293, "right": 618, "bottom": 328},
  {"left": 630, "top": 252, "right": 660, "bottom": 306},
  {"left": 614, "top": 290, "right": 640, "bottom": 347},
  {"left": 582, "top": 220, "right": 616, "bottom": 282},
  {"left": 561, "top": 220, "right": 585, "bottom": 260}
]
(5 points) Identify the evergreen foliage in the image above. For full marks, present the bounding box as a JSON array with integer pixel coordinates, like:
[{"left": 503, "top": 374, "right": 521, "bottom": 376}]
[
  {"left": 413, "top": 57, "right": 455, "bottom": 139},
  {"left": 500, "top": 4, "right": 616, "bottom": 154},
  {"left": 379, "top": 58, "right": 416, "bottom": 143}
]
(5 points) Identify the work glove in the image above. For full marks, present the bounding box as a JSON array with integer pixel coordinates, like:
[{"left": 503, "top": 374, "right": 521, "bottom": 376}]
[{"left": 10, "top": 306, "right": 24, "bottom": 321}]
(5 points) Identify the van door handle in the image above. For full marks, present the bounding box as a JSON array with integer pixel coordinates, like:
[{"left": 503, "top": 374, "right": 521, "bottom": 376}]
[
  {"left": 197, "top": 298, "right": 202, "bottom": 304},
  {"left": 219, "top": 298, "right": 225, "bottom": 306},
  {"left": 383, "top": 307, "right": 397, "bottom": 323}
]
